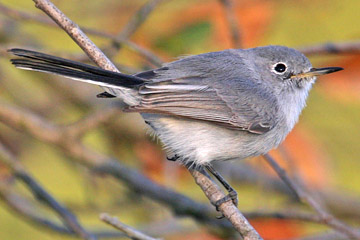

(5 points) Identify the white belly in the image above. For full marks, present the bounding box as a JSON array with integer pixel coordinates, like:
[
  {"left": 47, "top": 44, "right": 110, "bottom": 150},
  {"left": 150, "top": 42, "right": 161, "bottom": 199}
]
[{"left": 143, "top": 115, "right": 287, "bottom": 166}]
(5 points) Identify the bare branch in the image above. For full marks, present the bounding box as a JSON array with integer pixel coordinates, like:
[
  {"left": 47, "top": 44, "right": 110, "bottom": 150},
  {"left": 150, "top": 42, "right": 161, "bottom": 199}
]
[
  {"left": 115, "top": 40, "right": 163, "bottom": 67},
  {"left": 263, "top": 154, "right": 360, "bottom": 240},
  {"left": 0, "top": 2, "right": 54, "bottom": 27},
  {"left": 299, "top": 41, "right": 360, "bottom": 55},
  {"left": 32, "top": 0, "right": 117, "bottom": 72},
  {"left": 244, "top": 210, "right": 321, "bottom": 223},
  {"left": 104, "top": 0, "right": 163, "bottom": 63},
  {"left": 189, "top": 168, "right": 262, "bottom": 240},
  {"left": 218, "top": 0, "right": 242, "bottom": 48},
  {"left": 262, "top": 155, "right": 301, "bottom": 201},
  {"left": 0, "top": 185, "right": 125, "bottom": 238},
  {"left": 291, "top": 231, "right": 354, "bottom": 240},
  {"left": 0, "top": 142, "right": 97, "bottom": 240},
  {"left": 0, "top": 184, "right": 76, "bottom": 235},
  {"left": 100, "top": 213, "right": 161, "bottom": 240},
  {"left": 117, "top": 0, "right": 163, "bottom": 40}
]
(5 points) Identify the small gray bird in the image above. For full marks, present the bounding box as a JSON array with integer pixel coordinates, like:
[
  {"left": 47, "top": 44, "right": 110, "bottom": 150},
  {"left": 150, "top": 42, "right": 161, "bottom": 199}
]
[{"left": 9, "top": 46, "right": 342, "bottom": 208}]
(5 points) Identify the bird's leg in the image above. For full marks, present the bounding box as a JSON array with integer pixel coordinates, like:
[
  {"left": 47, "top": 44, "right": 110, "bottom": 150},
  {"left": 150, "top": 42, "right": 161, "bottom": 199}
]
[
  {"left": 170, "top": 156, "right": 238, "bottom": 217},
  {"left": 205, "top": 165, "right": 238, "bottom": 210}
]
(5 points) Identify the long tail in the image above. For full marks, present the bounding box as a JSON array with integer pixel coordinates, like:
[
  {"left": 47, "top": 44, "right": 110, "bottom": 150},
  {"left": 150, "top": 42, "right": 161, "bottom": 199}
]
[{"left": 9, "top": 48, "right": 146, "bottom": 90}]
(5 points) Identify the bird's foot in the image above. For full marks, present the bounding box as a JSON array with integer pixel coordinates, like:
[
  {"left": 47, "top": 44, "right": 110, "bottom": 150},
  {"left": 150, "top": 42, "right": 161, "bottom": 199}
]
[
  {"left": 214, "top": 189, "right": 238, "bottom": 219},
  {"left": 166, "top": 154, "right": 179, "bottom": 161}
]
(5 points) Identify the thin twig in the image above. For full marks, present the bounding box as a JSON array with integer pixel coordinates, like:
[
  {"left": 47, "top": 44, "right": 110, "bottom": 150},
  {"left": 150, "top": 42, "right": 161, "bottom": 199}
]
[
  {"left": 262, "top": 154, "right": 301, "bottom": 201},
  {"left": 105, "top": 0, "right": 164, "bottom": 61},
  {"left": 100, "top": 213, "right": 161, "bottom": 240},
  {"left": 100, "top": 0, "right": 164, "bottom": 64},
  {"left": 244, "top": 210, "right": 321, "bottom": 223},
  {"left": 0, "top": 3, "right": 54, "bottom": 27},
  {"left": 263, "top": 153, "right": 360, "bottom": 240},
  {"left": 291, "top": 231, "right": 354, "bottom": 240},
  {"left": 0, "top": 142, "right": 97, "bottom": 240},
  {"left": 218, "top": 0, "right": 242, "bottom": 48},
  {"left": 189, "top": 168, "right": 262, "bottom": 240},
  {"left": 299, "top": 41, "right": 360, "bottom": 55},
  {"left": 109, "top": 39, "right": 163, "bottom": 67},
  {"left": 117, "top": 0, "right": 163, "bottom": 40}
]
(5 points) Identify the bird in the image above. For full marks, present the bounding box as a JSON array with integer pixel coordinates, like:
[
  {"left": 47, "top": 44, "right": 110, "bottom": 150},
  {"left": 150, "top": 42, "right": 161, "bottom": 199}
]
[{"left": 9, "top": 45, "right": 343, "bottom": 210}]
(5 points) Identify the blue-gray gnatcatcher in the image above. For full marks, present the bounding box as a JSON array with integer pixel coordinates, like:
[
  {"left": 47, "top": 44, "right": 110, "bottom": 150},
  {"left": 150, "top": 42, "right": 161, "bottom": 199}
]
[{"left": 9, "top": 46, "right": 343, "bottom": 209}]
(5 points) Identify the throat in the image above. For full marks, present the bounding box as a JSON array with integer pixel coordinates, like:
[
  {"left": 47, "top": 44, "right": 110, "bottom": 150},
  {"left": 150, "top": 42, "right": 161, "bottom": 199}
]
[{"left": 281, "top": 88, "right": 310, "bottom": 131}]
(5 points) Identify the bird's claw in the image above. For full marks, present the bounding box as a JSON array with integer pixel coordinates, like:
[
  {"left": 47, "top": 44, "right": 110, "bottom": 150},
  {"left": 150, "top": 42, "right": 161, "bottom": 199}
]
[
  {"left": 166, "top": 154, "right": 179, "bottom": 161},
  {"left": 214, "top": 189, "right": 238, "bottom": 219}
]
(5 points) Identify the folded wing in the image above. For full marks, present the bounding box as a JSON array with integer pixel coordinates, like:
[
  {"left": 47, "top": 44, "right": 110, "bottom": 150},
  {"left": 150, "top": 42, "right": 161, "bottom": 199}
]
[{"left": 128, "top": 51, "right": 279, "bottom": 134}]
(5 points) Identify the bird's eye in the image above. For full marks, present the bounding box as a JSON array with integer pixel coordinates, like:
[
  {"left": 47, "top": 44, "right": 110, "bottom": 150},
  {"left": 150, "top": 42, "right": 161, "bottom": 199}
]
[{"left": 273, "top": 62, "right": 287, "bottom": 74}]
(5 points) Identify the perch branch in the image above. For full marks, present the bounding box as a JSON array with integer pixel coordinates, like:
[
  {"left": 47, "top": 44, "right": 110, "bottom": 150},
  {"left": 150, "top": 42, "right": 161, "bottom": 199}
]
[
  {"left": 189, "top": 168, "right": 262, "bottom": 240},
  {"left": 32, "top": 0, "right": 117, "bottom": 71}
]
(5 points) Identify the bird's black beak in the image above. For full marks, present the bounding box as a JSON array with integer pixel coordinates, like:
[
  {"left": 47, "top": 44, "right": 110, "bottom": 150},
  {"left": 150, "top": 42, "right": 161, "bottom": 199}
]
[
  {"left": 291, "top": 67, "right": 343, "bottom": 79},
  {"left": 307, "top": 67, "right": 344, "bottom": 76}
]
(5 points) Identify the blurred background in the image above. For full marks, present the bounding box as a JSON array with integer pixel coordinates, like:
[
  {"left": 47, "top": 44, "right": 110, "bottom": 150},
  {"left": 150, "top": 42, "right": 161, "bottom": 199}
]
[{"left": 0, "top": 0, "right": 360, "bottom": 239}]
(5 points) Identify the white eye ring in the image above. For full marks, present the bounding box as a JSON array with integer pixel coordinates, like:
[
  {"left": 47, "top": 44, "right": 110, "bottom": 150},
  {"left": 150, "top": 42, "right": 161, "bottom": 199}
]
[{"left": 271, "top": 62, "right": 288, "bottom": 74}]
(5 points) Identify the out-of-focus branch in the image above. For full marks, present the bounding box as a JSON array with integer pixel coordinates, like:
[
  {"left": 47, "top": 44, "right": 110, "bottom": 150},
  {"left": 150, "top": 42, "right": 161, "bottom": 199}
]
[
  {"left": 263, "top": 154, "right": 360, "bottom": 240},
  {"left": 244, "top": 210, "right": 320, "bottom": 223},
  {"left": 299, "top": 41, "right": 360, "bottom": 55},
  {"left": 117, "top": 0, "right": 163, "bottom": 40},
  {"left": 0, "top": 142, "right": 97, "bottom": 240},
  {"left": 0, "top": 101, "right": 233, "bottom": 231},
  {"left": 63, "top": 106, "right": 121, "bottom": 139},
  {"left": 0, "top": 2, "right": 162, "bottom": 67},
  {"left": 100, "top": 213, "right": 160, "bottom": 240},
  {"left": 189, "top": 168, "right": 262, "bottom": 240},
  {"left": 218, "top": 161, "right": 360, "bottom": 220},
  {"left": 0, "top": 184, "right": 81, "bottom": 235},
  {"left": 0, "top": 3, "right": 54, "bottom": 27},
  {"left": 119, "top": 40, "right": 163, "bottom": 67},
  {"left": 218, "top": 0, "right": 242, "bottom": 48},
  {"left": 0, "top": 185, "right": 126, "bottom": 238},
  {"left": 105, "top": 0, "right": 163, "bottom": 62},
  {"left": 292, "top": 231, "right": 355, "bottom": 240}
]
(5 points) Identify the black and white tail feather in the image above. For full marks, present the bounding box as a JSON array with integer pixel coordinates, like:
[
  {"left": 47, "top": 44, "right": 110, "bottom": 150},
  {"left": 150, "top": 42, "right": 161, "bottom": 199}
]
[{"left": 9, "top": 48, "right": 146, "bottom": 105}]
